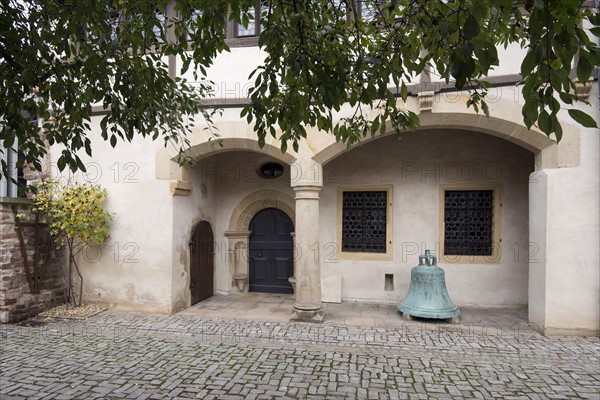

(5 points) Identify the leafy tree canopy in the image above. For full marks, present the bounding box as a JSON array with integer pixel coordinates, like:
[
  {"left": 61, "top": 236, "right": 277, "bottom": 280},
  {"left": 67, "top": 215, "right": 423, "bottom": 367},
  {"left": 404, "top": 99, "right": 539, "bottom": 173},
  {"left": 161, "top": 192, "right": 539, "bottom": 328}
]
[{"left": 1, "top": 0, "right": 598, "bottom": 179}]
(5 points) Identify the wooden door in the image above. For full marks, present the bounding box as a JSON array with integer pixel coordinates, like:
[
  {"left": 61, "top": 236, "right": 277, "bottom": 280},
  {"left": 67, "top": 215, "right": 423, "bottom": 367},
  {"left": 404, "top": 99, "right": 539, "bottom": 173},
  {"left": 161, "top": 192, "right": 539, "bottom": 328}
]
[
  {"left": 249, "top": 208, "right": 294, "bottom": 293},
  {"left": 190, "top": 221, "right": 214, "bottom": 305}
]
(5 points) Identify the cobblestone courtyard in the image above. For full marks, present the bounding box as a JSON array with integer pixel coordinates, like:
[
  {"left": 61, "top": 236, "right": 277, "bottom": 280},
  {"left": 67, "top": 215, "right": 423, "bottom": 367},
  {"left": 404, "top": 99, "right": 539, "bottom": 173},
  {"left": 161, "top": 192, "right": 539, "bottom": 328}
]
[{"left": 1, "top": 306, "right": 599, "bottom": 400}]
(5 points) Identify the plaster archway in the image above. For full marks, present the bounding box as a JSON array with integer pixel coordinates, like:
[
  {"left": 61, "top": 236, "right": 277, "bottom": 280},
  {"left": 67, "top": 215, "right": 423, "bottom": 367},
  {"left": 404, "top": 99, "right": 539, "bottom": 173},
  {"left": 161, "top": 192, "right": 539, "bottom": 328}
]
[
  {"left": 309, "top": 98, "right": 579, "bottom": 169},
  {"left": 155, "top": 134, "right": 296, "bottom": 189},
  {"left": 187, "top": 137, "right": 296, "bottom": 164}
]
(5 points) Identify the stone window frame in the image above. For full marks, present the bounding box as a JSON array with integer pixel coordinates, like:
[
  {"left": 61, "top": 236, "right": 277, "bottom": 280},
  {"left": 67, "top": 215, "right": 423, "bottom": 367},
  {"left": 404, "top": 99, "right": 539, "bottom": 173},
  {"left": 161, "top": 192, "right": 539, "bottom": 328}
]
[
  {"left": 439, "top": 184, "right": 502, "bottom": 264},
  {"left": 336, "top": 185, "right": 393, "bottom": 261}
]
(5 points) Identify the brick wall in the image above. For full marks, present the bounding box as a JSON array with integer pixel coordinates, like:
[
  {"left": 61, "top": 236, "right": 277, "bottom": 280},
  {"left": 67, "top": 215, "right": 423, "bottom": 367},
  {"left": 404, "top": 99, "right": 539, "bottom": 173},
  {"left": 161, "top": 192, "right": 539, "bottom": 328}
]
[{"left": 0, "top": 198, "right": 66, "bottom": 323}]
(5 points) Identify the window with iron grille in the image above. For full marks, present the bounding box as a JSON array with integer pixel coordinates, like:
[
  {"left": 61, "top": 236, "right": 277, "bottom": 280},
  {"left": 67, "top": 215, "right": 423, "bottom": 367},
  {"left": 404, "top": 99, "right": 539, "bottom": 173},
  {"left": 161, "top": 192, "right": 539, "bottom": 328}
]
[
  {"left": 443, "top": 190, "right": 494, "bottom": 256},
  {"left": 342, "top": 191, "right": 387, "bottom": 253}
]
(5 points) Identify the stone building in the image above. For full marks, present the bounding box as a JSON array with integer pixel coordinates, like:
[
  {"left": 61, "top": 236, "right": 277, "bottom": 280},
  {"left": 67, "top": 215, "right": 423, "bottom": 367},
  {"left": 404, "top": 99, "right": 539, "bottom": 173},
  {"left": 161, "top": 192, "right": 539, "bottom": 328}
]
[{"left": 2, "top": 8, "right": 598, "bottom": 335}]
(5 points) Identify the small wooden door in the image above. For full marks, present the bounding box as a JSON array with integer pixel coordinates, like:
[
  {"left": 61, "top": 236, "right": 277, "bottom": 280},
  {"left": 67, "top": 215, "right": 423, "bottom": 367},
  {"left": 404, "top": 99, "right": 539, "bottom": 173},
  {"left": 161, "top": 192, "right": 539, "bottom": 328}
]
[
  {"left": 249, "top": 208, "right": 294, "bottom": 294},
  {"left": 190, "top": 221, "right": 214, "bottom": 305}
]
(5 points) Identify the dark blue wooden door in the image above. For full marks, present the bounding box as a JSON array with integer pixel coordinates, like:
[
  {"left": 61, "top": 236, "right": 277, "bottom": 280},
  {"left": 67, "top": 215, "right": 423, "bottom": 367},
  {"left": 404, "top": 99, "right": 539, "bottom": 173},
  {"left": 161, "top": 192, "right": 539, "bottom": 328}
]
[{"left": 249, "top": 208, "right": 294, "bottom": 293}]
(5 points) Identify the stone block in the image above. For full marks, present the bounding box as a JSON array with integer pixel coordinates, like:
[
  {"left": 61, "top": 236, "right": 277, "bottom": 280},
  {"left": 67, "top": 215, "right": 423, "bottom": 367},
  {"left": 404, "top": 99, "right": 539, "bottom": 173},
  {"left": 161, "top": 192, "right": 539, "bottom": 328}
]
[{"left": 1, "top": 298, "right": 17, "bottom": 306}]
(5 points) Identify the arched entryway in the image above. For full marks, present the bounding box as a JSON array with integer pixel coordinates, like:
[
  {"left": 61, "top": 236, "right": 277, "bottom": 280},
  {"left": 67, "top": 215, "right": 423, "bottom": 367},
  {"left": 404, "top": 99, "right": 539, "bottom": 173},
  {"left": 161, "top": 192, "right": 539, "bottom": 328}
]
[
  {"left": 189, "top": 221, "right": 214, "bottom": 305},
  {"left": 249, "top": 208, "right": 294, "bottom": 293}
]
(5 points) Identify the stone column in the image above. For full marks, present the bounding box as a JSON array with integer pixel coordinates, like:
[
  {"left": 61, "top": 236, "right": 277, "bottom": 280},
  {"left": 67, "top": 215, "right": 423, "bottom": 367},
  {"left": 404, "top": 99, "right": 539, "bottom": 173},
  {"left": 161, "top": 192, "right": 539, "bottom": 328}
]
[{"left": 291, "top": 157, "right": 324, "bottom": 322}]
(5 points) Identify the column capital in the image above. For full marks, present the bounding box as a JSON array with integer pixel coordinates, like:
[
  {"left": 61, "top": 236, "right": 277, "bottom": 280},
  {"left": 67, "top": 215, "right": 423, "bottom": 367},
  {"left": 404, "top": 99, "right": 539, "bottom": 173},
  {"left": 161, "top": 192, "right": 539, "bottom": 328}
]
[
  {"left": 293, "top": 184, "right": 322, "bottom": 200},
  {"left": 290, "top": 159, "right": 323, "bottom": 188}
]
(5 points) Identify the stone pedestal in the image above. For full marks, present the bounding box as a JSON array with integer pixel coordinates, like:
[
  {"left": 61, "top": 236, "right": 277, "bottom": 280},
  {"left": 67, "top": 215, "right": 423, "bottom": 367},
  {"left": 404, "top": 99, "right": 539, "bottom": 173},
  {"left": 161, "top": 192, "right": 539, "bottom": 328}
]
[
  {"left": 224, "top": 231, "right": 251, "bottom": 293},
  {"left": 233, "top": 274, "right": 248, "bottom": 291}
]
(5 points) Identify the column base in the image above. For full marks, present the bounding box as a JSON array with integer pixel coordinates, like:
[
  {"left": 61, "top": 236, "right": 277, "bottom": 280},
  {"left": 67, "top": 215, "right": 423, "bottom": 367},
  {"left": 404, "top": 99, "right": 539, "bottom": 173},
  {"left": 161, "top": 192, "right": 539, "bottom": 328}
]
[{"left": 291, "top": 303, "right": 324, "bottom": 323}]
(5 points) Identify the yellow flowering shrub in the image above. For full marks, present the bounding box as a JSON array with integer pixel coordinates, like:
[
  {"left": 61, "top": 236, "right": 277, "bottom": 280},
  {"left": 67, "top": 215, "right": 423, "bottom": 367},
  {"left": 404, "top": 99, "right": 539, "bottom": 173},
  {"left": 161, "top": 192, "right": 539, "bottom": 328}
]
[{"left": 33, "top": 178, "right": 112, "bottom": 305}]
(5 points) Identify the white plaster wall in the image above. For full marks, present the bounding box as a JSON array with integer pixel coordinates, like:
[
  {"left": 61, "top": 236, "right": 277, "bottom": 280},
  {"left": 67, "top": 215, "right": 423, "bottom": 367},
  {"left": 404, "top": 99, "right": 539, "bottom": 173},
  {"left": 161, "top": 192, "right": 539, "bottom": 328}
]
[
  {"left": 180, "top": 47, "right": 267, "bottom": 101},
  {"left": 319, "top": 130, "right": 534, "bottom": 306},
  {"left": 428, "top": 43, "right": 525, "bottom": 84},
  {"left": 49, "top": 117, "right": 175, "bottom": 313},
  {"left": 529, "top": 84, "right": 600, "bottom": 335},
  {"left": 186, "top": 39, "right": 528, "bottom": 103}
]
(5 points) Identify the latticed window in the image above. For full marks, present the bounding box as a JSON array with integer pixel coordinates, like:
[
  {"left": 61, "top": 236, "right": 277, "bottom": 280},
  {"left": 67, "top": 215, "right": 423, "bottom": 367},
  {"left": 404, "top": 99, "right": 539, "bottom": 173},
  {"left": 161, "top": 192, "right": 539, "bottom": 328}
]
[
  {"left": 342, "top": 191, "right": 387, "bottom": 253},
  {"left": 444, "top": 190, "right": 494, "bottom": 256},
  {"left": 359, "top": 0, "right": 384, "bottom": 21},
  {"left": 232, "top": 1, "right": 383, "bottom": 39},
  {"left": 235, "top": 1, "right": 268, "bottom": 37}
]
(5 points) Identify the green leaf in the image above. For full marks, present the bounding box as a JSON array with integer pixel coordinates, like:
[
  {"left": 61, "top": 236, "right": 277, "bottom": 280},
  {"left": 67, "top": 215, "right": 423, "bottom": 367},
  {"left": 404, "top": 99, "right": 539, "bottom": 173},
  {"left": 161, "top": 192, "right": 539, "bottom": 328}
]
[
  {"left": 400, "top": 83, "right": 408, "bottom": 101},
  {"left": 57, "top": 157, "right": 66, "bottom": 172},
  {"left": 372, "top": 117, "right": 380, "bottom": 134},
  {"left": 559, "top": 92, "right": 573, "bottom": 105},
  {"left": 568, "top": 109, "right": 598, "bottom": 128},
  {"left": 522, "top": 102, "right": 539, "bottom": 129},
  {"left": 521, "top": 50, "right": 537, "bottom": 76},
  {"left": 461, "top": 42, "right": 474, "bottom": 57},
  {"left": 76, "top": 156, "right": 87, "bottom": 173},
  {"left": 181, "top": 58, "right": 192, "bottom": 74},
  {"left": 552, "top": 114, "right": 563, "bottom": 142},
  {"left": 538, "top": 110, "right": 551, "bottom": 133},
  {"left": 463, "top": 15, "right": 479, "bottom": 40},
  {"left": 576, "top": 55, "right": 592, "bottom": 84},
  {"left": 450, "top": 55, "right": 463, "bottom": 80},
  {"left": 481, "top": 101, "right": 489, "bottom": 118},
  {"left": 490, "top": 0, "right": 512, "bottom": 9},
  {"left": 550, "top": 57, "right": 562, "bottom": 70}
]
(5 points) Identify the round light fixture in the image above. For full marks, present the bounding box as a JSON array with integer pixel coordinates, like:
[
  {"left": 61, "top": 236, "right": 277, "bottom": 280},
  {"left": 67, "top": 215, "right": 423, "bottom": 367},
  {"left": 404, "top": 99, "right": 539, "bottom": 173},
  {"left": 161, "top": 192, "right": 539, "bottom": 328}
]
[{"left": 259, "top": 162, "right": 284, "bottom": 179}]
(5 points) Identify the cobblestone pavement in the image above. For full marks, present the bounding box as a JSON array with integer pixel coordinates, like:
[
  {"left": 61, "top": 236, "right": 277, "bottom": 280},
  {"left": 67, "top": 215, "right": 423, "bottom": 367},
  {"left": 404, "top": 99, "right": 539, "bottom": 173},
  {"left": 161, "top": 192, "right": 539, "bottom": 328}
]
[{"left": 1, "top": 309, "right": 598, "bottom": 400}]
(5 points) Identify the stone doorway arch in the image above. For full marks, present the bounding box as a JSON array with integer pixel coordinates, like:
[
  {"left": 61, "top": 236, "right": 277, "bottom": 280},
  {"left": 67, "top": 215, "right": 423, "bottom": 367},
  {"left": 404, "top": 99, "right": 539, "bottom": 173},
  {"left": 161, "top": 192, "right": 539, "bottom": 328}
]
[{"left": 224, "top": 191, "right": 295, "bottom": 292}]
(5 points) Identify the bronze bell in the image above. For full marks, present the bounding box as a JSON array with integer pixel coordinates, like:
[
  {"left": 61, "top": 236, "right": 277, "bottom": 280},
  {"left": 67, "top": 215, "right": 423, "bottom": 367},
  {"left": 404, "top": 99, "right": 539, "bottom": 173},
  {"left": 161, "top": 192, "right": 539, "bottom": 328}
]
[{"left": 398, "top": 250, "right": 460, "bottom": 322}]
